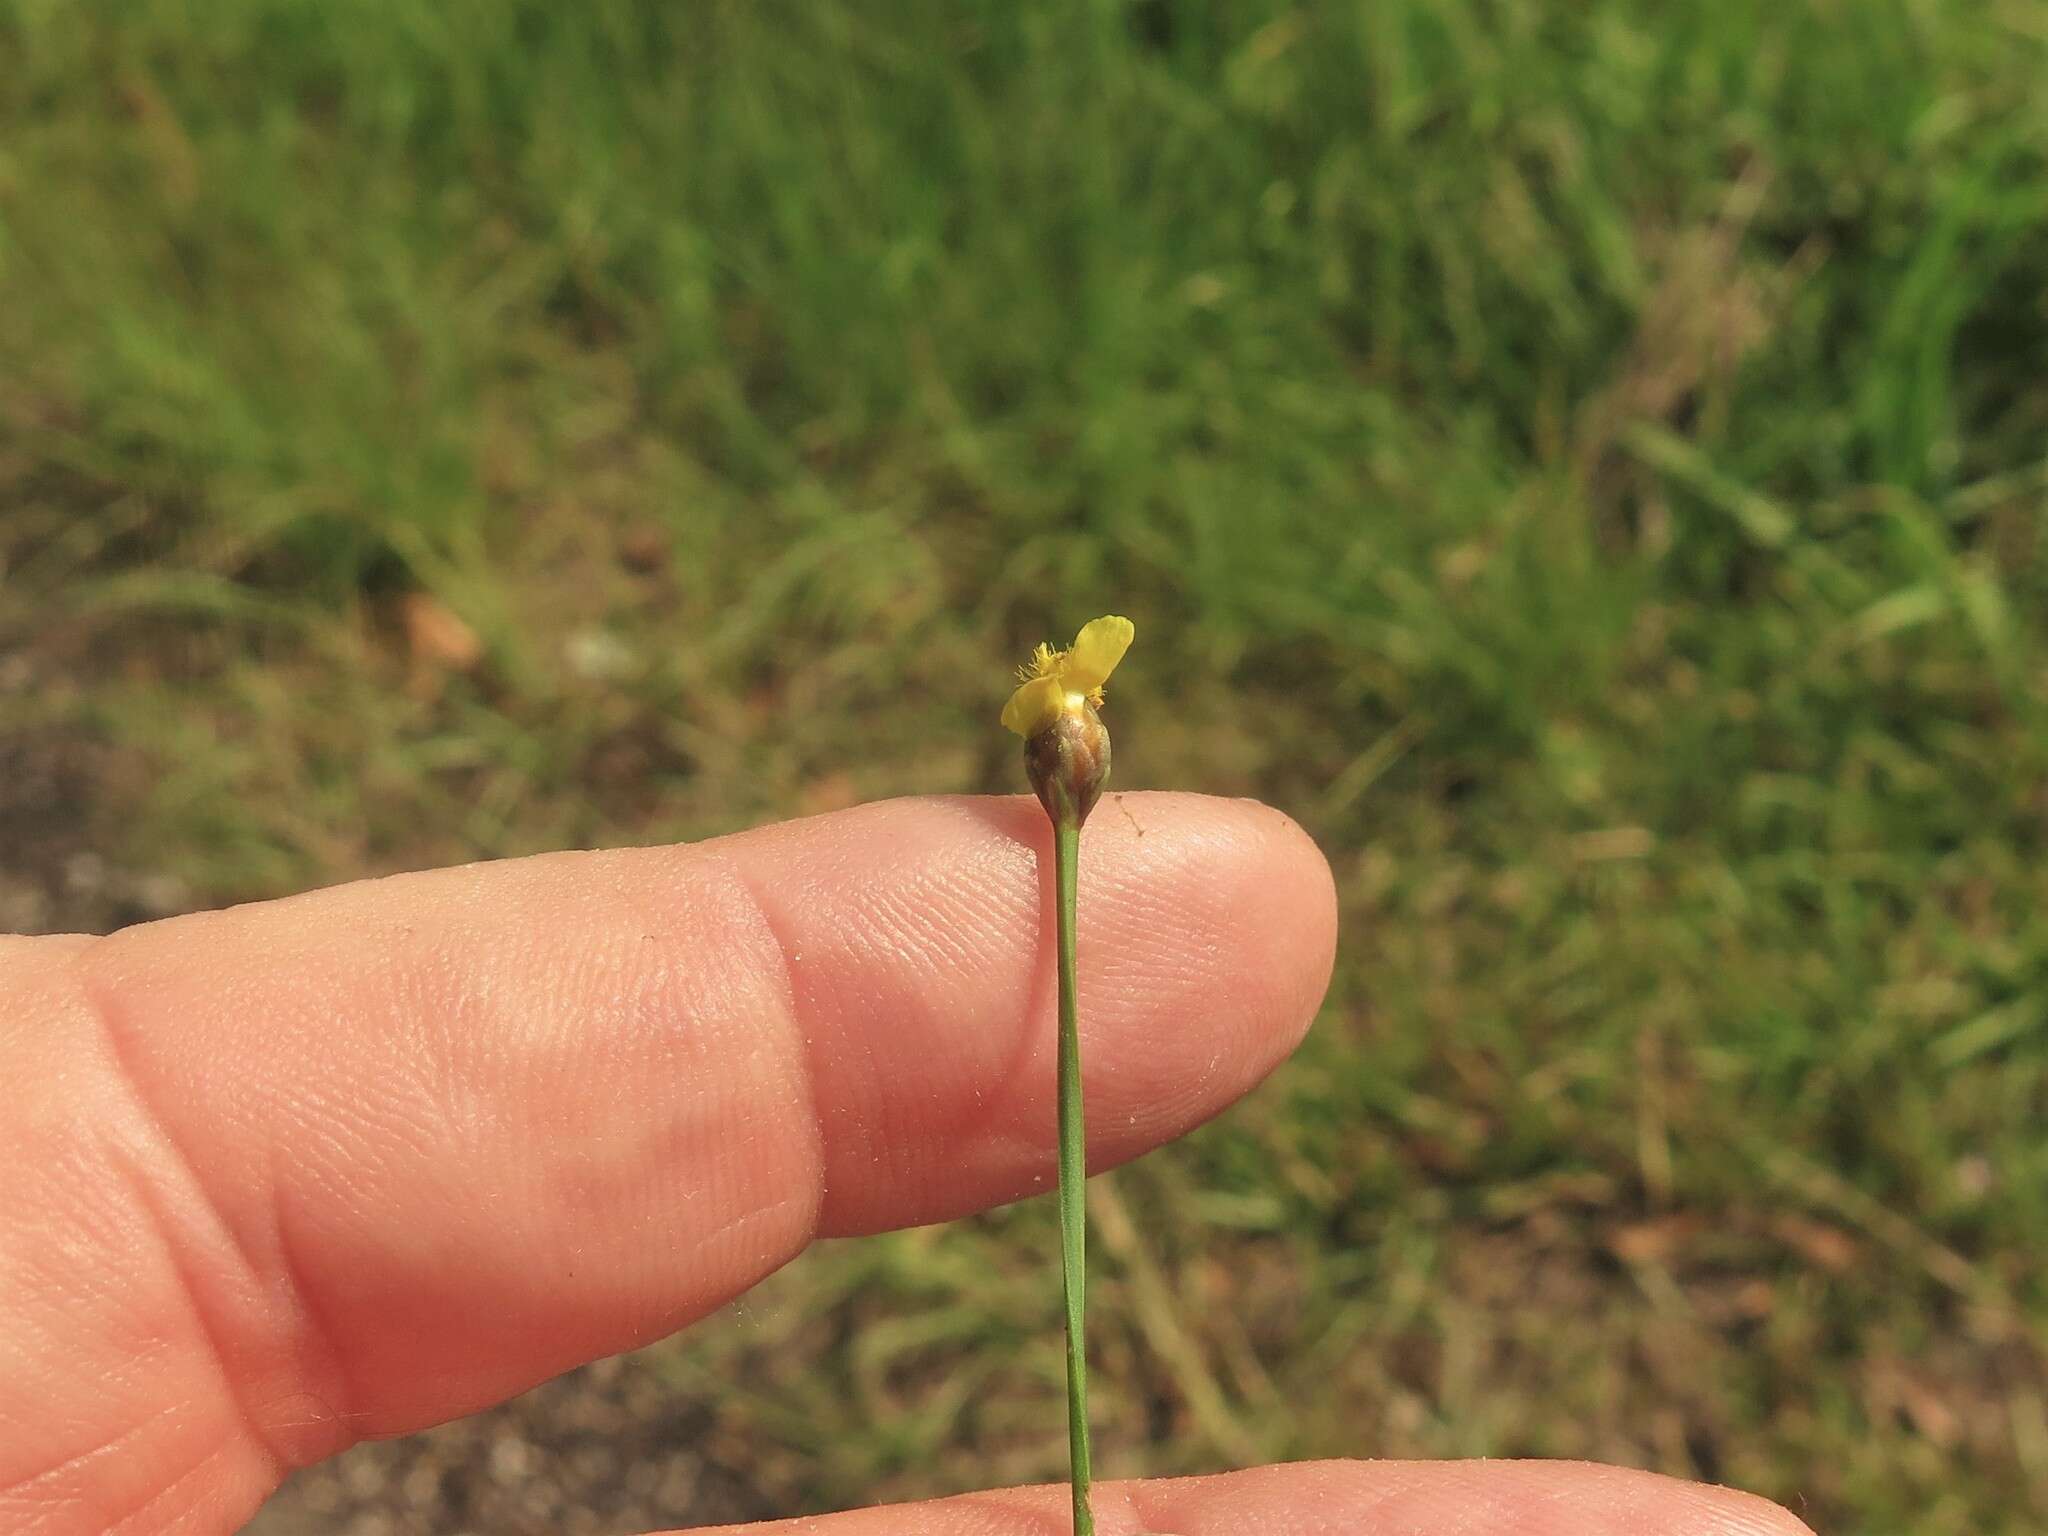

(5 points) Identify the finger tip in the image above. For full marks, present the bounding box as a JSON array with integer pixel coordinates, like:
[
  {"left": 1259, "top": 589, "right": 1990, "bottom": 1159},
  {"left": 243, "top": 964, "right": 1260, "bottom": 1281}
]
[
  {"left": 1129, "top": 790, "right": 1336, "bottom": 1031},
  {"left": 730, "top": 792, "right": 1338, "bottom": 1232},
  {"left": 1225, "top": 796, "right": 1341, "bottom": 1049},
  {"left": 1128, "top": 1461, "right": 1815, "bottom": 1536},
  {"left": 1077, "top": 793, "right": 1336, "bottom": 1145}
]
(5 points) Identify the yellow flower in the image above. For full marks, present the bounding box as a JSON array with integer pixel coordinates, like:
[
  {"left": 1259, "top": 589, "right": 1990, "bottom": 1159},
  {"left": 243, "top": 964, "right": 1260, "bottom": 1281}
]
[{"left": 1001, "top": 615, "right": 1135, "bottom": 737}]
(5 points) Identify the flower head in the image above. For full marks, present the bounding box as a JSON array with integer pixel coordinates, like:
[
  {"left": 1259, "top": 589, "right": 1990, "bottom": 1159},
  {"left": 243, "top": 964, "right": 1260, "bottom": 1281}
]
[
  {"left": 1005, "top": 616, "right": 1133, "bottom": 827},
  {"left": 1001, "top": 615, "right": 1135, "bottom": 738}
]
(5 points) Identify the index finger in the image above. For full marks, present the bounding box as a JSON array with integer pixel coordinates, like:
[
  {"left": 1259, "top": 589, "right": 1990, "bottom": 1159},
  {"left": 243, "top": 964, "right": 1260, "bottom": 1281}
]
[{"left": 4, "top": 792, "right": 1335, "bottom": 1532}]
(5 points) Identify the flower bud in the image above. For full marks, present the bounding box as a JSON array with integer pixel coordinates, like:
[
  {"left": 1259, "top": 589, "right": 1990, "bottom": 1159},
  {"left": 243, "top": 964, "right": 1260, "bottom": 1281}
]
[{"left": 1024, "top": 697, "right": 1112, "bottom": 827}]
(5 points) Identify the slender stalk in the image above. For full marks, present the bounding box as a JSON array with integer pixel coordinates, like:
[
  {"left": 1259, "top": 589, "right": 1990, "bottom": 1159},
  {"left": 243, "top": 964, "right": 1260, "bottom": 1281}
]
[{"left": 1053, "top": 813, "right": 1093, "bottom": 1536}]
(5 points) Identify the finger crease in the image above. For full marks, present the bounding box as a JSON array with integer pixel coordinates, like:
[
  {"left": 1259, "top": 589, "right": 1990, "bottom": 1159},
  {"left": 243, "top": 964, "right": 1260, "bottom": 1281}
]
[
  {"left": 720, "top": 853, "right": 831, "bottom": 1244},
  {"left": 67, "top": 951, "right": 345, "bottom": 1480}
]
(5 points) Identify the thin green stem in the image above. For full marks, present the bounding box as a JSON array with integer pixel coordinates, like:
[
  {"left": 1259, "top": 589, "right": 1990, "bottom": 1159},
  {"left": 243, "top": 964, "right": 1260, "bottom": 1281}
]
[{"left": 1054, "top": 814, "right": 1093, "bottom": 1536}]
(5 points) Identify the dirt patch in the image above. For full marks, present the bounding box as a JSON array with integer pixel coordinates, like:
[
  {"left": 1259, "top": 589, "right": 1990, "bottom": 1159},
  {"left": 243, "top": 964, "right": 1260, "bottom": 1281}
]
[{"left": 246, "top": 1350, "right": 772, "bottom": 1536}]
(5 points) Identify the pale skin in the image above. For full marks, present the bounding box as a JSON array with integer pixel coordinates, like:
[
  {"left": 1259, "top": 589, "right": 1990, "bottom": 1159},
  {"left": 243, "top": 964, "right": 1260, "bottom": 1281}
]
[{"left": 0, "top": 793, "right": 1813, "bottom": 1536}]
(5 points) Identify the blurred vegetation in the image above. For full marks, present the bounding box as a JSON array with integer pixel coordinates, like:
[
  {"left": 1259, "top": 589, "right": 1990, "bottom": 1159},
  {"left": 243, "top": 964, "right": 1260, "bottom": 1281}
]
[{"left": 5, "top": 1, "right": 2048, "bottom": 1531}]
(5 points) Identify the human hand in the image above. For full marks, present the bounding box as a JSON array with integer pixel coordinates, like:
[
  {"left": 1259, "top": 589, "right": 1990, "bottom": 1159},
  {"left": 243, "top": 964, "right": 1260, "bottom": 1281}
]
[{"left": 1, "top": 793, "right": 1808, "bottom": 1535}]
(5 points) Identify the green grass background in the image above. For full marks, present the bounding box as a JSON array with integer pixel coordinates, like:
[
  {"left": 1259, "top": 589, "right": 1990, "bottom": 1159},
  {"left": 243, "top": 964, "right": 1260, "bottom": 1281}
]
[{"left": 6, "top": 1, "right": 2048, "bottom": 1530}]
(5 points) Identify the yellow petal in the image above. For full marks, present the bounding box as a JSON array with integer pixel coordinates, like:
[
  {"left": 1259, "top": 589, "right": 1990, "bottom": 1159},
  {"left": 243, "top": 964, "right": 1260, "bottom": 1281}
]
[
  {"left": 1001, "top": 675, "right": 1066, "bottom": 737},
  {"left": 1060, "top": 615, "right": 1134, "bottom": 695}
]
